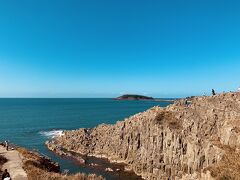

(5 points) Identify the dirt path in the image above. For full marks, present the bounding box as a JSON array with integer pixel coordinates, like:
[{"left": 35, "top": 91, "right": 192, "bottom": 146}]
[{"left": 0, "top": 146, "right": 27, "bottom": 180}]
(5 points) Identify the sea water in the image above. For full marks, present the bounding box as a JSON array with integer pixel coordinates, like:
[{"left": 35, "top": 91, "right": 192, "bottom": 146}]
[{"left": 0, "top": 98, "right": 173, "bottom": 179}]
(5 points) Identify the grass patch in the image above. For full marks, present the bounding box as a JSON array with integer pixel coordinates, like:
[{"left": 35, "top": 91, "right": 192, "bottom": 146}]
[
  {"left": 154, "top": 111, "right": 181, "bottom": 129},
  {"left": 24, "top": 162, "right": 103, "bottom": 180}
]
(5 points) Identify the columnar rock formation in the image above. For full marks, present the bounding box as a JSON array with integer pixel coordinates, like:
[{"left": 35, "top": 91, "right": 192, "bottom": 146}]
[{"left": 47, "top": 92, "right": 240, "bottom": 179}]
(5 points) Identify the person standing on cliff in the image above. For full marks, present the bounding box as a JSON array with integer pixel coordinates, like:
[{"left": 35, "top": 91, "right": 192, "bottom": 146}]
[
  {"left": 212, "top": 89, "right": 216, "bottom": 96},
  {"left": 4, "top": 141, "right": 8, "bottom": 151}
]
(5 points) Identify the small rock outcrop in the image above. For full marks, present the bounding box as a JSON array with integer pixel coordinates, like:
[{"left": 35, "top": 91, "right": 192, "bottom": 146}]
[{"left": 47, "top": 92, "right": 240, "bottom": 179}]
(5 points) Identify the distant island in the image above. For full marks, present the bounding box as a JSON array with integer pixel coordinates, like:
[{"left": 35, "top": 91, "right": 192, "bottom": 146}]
[{"left": 116, "top": 94, "right": 154, "bottom": 100}]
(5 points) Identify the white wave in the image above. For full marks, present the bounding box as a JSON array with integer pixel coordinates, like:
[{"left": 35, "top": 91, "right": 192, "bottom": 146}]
[{"left": 39, "top": 130, "right": 64, "bottom": 138}]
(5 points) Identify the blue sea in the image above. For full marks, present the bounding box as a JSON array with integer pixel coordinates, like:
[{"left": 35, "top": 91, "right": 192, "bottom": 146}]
[{"left": 0, "top": 98, "right": 172, "bottom": 179}]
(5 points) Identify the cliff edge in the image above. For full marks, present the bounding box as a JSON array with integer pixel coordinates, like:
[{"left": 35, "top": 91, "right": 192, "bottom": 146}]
[{"left": 47, "top": 92, "right": 240, "bottom": 179}]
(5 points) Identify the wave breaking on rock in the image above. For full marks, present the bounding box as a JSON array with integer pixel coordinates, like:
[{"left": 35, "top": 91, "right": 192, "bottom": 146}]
[{"left": 39, "top": 130, "right": 64, "bottom": 138}]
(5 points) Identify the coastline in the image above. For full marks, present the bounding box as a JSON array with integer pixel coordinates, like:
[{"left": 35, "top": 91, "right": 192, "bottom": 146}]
[
  {"left": 0, "top": 98, "right": 169, "bottom": 179},
  {"left": 115, "top": 99, "right": 176, "bottom": 102},
  {"left": 0, "top": 143, "right": 104, "bottom": 180},
  {"left": 154, "top": 99, "right": 176, "bottom": 102},
  {"left": 46, "top": 140, "right": 143, "bottom": 179},
  {"left": 46, "top": 92, "right": 240, "bottom": 179}
]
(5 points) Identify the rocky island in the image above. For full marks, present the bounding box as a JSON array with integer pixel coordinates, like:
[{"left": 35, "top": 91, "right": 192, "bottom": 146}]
[
  {"left": 46, "top": 92, "right": 240, "bottom": 179},
  {"left": 116, "top": 94, "right": 154, "bottom": 100}
]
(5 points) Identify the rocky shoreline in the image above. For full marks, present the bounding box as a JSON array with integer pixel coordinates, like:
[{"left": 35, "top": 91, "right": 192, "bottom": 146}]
[
  {"left": 46, "top": 92, "right": 240, "bottom": 179},
  {"left": 46, "top": 140, "right": 143, "bottom": 179},
  {"left": 17, "top": 147, "right": 105, "bottom": 180}
]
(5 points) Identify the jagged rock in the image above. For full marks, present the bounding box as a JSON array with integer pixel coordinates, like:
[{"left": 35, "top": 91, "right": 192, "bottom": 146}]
[
  {"left": 46, "top": 92, "right": 240, "bottom": 179},
  {"left": 46, "top": 141, "right": 86, "bottom": 164}
]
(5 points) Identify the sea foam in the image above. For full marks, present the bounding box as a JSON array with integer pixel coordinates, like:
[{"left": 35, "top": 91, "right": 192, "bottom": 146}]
[{"left": 39, "top": 130, "right": 64, "bottom": 138}]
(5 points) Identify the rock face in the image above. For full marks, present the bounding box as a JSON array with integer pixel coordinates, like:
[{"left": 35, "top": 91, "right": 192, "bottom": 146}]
[{"left": 47, "top": 92, "right": 240, "bottom": 179}]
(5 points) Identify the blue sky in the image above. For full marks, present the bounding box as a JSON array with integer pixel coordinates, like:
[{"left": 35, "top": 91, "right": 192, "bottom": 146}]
[{"left": 0, "top": 0, "right": 240, "bottom": 97}]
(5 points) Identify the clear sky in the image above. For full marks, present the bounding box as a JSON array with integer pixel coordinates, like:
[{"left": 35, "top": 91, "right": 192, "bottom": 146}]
[{"left": 0, "top": 0, "right": 240, "bottom": 98}]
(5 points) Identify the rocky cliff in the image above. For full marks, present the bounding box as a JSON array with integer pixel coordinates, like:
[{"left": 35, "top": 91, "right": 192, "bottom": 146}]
[{"left": 47, "top": 92, "right": 240, "bottom": 179}]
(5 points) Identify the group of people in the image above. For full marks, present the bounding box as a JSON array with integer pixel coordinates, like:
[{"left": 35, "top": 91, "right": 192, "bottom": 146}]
[{"left": 1, "top": 141, "right": 11, "bottom": 180}]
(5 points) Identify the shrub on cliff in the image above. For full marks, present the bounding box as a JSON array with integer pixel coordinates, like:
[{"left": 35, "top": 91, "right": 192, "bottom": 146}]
[
  {"left": 155, "top": 111, "right": 181, "bottom": 129},
  {"left": 0, "top": 155, "right": 8, "bottom": 177},
  {"left": 0, "top": 155, "right": 7, "bottom": 165},
  {"left": 155, "top": 112, "right": 165, "bottom": 124},
  {"left": 24, "top": 161, "right": 104, "bottom": 180},
  {"left": 0, "top": 155, "right": 7, "bottom": 171}
]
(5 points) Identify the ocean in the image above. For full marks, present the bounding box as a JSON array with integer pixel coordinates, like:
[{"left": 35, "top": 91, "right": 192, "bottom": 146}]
[{"left": 0, "top": 98, "right": 172, "bottom": 179}]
